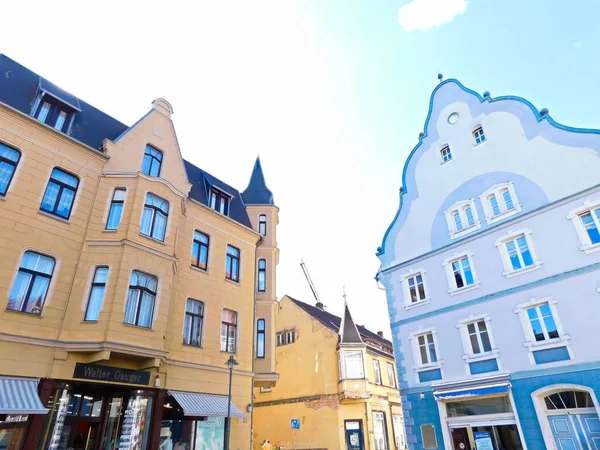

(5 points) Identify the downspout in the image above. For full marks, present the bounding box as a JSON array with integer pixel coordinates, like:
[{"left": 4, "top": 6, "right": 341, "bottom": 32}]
[{"left": 250, "top": 235, "right": 262, "bottom": 450}]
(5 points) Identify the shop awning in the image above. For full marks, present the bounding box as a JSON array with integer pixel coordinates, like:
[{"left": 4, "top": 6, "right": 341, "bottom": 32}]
[
  {"left": 433, "top": 383, "right": 509, "bottom": 401},
  {"left": 0, "top": 377, "right": 48, "bottom": 414},
  {"left": 168, "top": 391, "right": 245, "bottom": 418}
]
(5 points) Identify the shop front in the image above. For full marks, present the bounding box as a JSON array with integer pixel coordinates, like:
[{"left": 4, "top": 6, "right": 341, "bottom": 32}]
[{"left": 433, "top": 377, "right": 526, "bottom": 450}]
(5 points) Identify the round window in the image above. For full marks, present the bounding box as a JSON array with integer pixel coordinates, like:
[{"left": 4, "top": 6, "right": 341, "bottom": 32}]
[{"left": 448, "top": 113, "right": 459, "bottom": 124}]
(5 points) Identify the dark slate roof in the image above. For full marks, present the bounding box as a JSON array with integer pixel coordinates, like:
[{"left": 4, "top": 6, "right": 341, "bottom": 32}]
[
  {"left": 0, "top": 54, "right": 255, "bottom": 229},
  {"left": 288, "top": 296, "right": 392, "bottom": 348},
  {"left": 340, "top": 302, "right": 364, "bottom": 344},
  {"left": 242, "top": 156, "right": 274, "bottom": 205}
]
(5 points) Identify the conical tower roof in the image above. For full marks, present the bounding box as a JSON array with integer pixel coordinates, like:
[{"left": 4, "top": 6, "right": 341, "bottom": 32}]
[{"left": 242, "top": 156, "right": 274, "bottom": 205}]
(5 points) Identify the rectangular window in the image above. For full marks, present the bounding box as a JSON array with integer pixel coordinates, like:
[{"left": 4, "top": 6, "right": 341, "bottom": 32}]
[
  {"left": 580, "top": 208, "right": 600, "bottom": 245},
  {"left": 210, "top": 188, "right": 230, "bottom": 215},
  {"left": 257, "top": 319, "right": 265, "bottom": 358},
  {"left": 8, "top": 251, "right": 55, "bottom": 314},
  {"left": 225, "top": 245, "right": 240, "bottom": 282},
  {"left": 502, "top": 189, "right": 514, "bottom": 211},
  {"left": 54, "top": 111, "right": 67, "bottom": 131},
  {"left": 0, "top": 144, "right": 20, "bottom": 196},
  {"left": 421, "top": 424, "right": 438, "bottom": 449},
  {"left": 140, "top": 193, "right": 169, "bottom": 241},
  {"left": 258, "top": 259, "right": 266, "bottom": 292},
  {"left": 372, "top": 412, "right": 388, "bottom": 450},
  {"left": 417, "top": 333, "right": 437, "bottom": 365},
  {"left": 124, "top": 271, "right": 157, "bottom": 328},
  {"left": 505, "top": 235, "right": 534, "bottom": 271},
  {"left": 527, "top": 303, "right": 559, "bottom": 342},
  {"left": 84, "top": 266, "right": 109, "bottom": 321},
  {"left": 259, "top": 214, "right": 267, "bottom": 236},
  {"left": 387, "top": 363, "right": 396, "bottom": 388},
  {"left": 451, "top": 257, "right": 474, "bottom": 289},
  {"left": 393, "top": 415, "right": 406, "bottom": 449},
  {"left": 184, "top": 299, "right": 204, "bottom": 346},
  {"left": 285, "top": 330, "right": 295, "bottom": 344},
  {"left": 489, "top": 194, "right": 501, "bottom": 216},
  {"left": 440, "top": 146, "right": 452, "bottom": 163},
  {"left": 453, "top": 212, "right": 463, "bottom": 231},
  {"left": 37, "top": 101, "right": 51, "bottom": 122},
  {"left": 373, "top": 360, "right": 382, "bottom": 385},
  {"left": 191, "top": 231, "right": 210, "bottom": 270},
  {"left": 221, "top": 309, "right": 237, "bottom": 353},
  {"left": 141, "top": 145, "right": 163, "bottom": 177},
  {"left": 276, "top": 333, "right": 283, "bottom": 347},
  {"left": 105, "top": 188, "right": 126, "bottom": 230},
  {"left": 345, "top": 351, "right": 365, "bottom": 379},
  {"left": 467, "top": 320, "right": 492, "bottom": 354},
  {"left": 473, "top": 127, "right": 486, "bottom": 144},
  {"left": 465, "top": 206, "right": 475, "bottom": 226},
  {"left": 407, "top": 273, "right": 426, "bottom": 303},
  {"left": 40, "top": 168, "right": 79, "bottom": 219}
]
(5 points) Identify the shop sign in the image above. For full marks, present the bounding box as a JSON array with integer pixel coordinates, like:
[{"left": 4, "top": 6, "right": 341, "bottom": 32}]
[
  {"left": 73, "top": 363, "right": 151, "bottom": 385},
  {"left": 4, "top": 414, "right": 28, "bottom": 422},
  {"left": 474, "top": 431, "right": 493, "bottom": 450}
]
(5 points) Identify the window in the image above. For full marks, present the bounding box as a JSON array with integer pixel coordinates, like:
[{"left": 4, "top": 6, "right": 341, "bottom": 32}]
[
  {"left": 372, "top": 412, "right": 389, "bottom": 450},
  {"left": 466, "top": 320, "right": 492, "bottom": 354},
  {"left": 184, "top": 299, "right": 204, "bottom": 347},
  {"left": 33, "top": 98, "right": 72, "bottom": 133},
  {"left": 473, "top": 126, "right": 486, "bottom": 144},
  {"left": 401, "top": 270, "right": 429, "bottom": 308},
  {"left": 421, "top": 424, "right": 438, "bottom": 449},
  {"left": 225, "top": 245, "right": 240, "bottom": 282},
  {"left": 220, "top": 309, "right": 237, "bottom": 352},
  {"left": 393, "top": 415, "right": 406, "bottom": 449},
  {"left": 124, "top": 271, "right": 157, "bottom": 328},
  {"left": 495, "top": 229, "right": 541, "bottom": 277},
  {"left": 106, "top": 188, "right": 126, "bottom": 230},
  {"left": 256, "top": 319, "right": 265, "bottom": 358},
  {"left": 579, "top": 209, "right": 600, "bottom": 245},
  {"left": 84, "top": 266, "right": 109, "bottom": 321},
  {"left": 568, "top": 201, "right": 600, "bottom": 253},
  {"left": 140, "top": 193, "right": 169, "bottom": 241},
  {"left": 276, "top": 333, "right": 283, "bottom": 347},
  {"left": 387, "top": 363, "right": 396, "bottom": 388},
  {"left": 440, "top": 145, "right": 452, "bottom": 163},
  {"left": 0, "top": 143, "right": 20, "bottom": 196},
  {"left": 210, "top": 188, "right": 230, "bottom": 215},
  {"left": 54, "top": 111, "right": 67, "bottom": 131},
  {"left": 285, "top": 330, "right": 295, "bottom": 344},
  {"left": 259, "top": 214, "right": 267, "bottom": 236},
  {"left": 40, "top": 168, "right": 79, "bottom": 219},
  {"left": 443, "top": 253, "right": 478, "bottom": 293},
  {"left": 445, "top": 200, "right": 480, "bottom": 238},
  {"left": 373, "top": 360, "right": 382, "bottom": 385},
  {"left": 191, "top": 231, "right": 209, "bottom": 270},
  {"left": 447, "top": 396, "right": 512, "bottom": 417},
  {"left": 480, "top": 183, "right": 521, "bottom": 223},
  {"left": 417, "top": 333, "right": 438, "bottom": 365},
  {"left": 344, "top": 351, "right": 365, "bottom": 379},
  {"left": 141, "top": 145, "right": 162, "bottom": 177},
  {"left": 37, "top": 101, "right": 51, "bottom": 122},
  {"left": 407, "top": 273, "right": 426, "bottom": 303},
  {"left": 544, "top": 391, "right": 595, "bottom": 410},
  {"left": 527, "top": 303, "right": 559, "bottom": 342},
  {"left": 8, "top": 251, "right": 55, "bottom": 314},
  {"left": 257, "top": 259, "right": 266, "bottom": 292}
]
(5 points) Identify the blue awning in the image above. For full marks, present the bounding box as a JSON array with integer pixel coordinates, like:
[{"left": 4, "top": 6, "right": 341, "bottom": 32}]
[
  {"left": 168, "top": 391, "right": 245, "bottom": 418},
  {"left": 0, "top": 377, "right": 48, "bottom": 414},
  {"left": 433, "top": 383, "right": 509, "bottom": 401}
]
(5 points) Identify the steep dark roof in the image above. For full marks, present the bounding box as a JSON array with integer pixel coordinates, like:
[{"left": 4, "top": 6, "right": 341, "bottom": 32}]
[
  {"left": 242, "top": 156, "right": 274, "bottom": 205},
  {"left": 288, "top": 296, "right": 392, "bottom": 348},
  {"left": 0, "top": 54, "right": 254, "bottom": 230},
  {"left": 340, "top": 302, "right": 363, "bottom": 344}
]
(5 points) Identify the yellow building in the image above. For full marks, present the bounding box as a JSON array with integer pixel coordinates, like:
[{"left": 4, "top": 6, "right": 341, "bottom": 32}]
[
  {"left": 0, "top": 54, "right": 279, "bottom": 449},
  {"left": 253, "top": 295, "right": 406, "bottom": 450}
]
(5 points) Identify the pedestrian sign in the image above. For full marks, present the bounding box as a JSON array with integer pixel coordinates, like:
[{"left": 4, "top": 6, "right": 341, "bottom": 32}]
[{"left": 291, "top": 418, "right": 300, "bottom": 429}]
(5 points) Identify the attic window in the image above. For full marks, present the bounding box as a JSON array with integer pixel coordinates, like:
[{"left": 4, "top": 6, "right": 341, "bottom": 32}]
[
  {"left": 210, "top": 188, "right": 230, "bottom": 216},
  {"left": 31, "top": 94, "right": 75, "bottom": 134}
]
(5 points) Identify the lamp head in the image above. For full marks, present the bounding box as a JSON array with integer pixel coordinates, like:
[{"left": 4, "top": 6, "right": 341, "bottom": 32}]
[{"left": 226, "top": 355, "right": 239, "bottom": 369}]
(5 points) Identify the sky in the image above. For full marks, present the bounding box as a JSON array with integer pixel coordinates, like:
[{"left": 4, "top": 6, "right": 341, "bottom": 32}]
[{"left": 2, "top": 0, "right": 600, "bottom": 337}]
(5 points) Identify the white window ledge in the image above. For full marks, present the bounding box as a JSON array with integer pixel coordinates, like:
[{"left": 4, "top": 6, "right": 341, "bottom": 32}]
[
  {"left": 462, "top": 349, "right": 500, "bottom": 363},
  {"left": 503, "top": 261, "right": 543, "bottom": 278},
  {"left": 404, "top": 298, "right": 431, "bottom": 310},
  {"left": 448, "top": 282, "right": 481, "bottom": 296},
  {"left": 414, "top": 361, "right": 443, "bottom": 373},
  {"left": 524, "top": 336, "right": 570, "bottom": 351},
  {"left": 450, "top": 223, "right": 481, "bottom": 240},
  {"left": 484, "top": 207, "right": 521, "bottom": 225},
  {"left": 581, "top": 243, "right": 600, "bottom": 255}
]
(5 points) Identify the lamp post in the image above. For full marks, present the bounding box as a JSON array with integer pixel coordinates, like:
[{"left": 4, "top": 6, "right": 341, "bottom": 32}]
[{"left": 224, "top": 355, "right": 239, "bottom": 450}]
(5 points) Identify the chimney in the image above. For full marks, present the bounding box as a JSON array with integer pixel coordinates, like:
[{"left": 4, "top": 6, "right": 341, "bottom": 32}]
[
  {"left": 315, "top": 302, "right": 325, "bottom": 311},
  {"left": 377, "top": 331, "right": 384, "bottom": 338}
]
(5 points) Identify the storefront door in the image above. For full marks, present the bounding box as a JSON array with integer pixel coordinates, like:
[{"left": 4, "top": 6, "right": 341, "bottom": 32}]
[{"left": 345, "top": 420, "right": 364, "bottom": 450}]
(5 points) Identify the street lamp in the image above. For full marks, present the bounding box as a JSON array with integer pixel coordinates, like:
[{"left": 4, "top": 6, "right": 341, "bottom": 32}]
[{"left": 224, "top": 355, "right": 239, "bottom": 450}]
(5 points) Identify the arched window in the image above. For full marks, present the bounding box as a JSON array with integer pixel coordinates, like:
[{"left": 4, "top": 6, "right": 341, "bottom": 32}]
[
  {"left": 259, "top": 214, "right": 267, "bottom": 236},
  {"left": 544, "top": 390, "right": 595, "bottom": 410},
  {"left": 256, "top": 319, "right": 265, "bottom": 358},
  {"left": 258, "top": 259, "right": 267, "bottom": 293}
]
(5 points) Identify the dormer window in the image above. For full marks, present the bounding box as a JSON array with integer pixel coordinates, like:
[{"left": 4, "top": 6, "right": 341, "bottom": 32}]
[
  {"left": 445, "top": 199, "right": 480, "bottom": 239},
  {"left": 210, "top": 188, "right": 230, "bottom": 215},
  {"left": 480, "top": 182, "right": 521, "bottom": 224},
  {"left": 473, "top": 126, "right": 486, "bottom": 144},
  {"left": 440, "top": 145, "right": 452, "bottom": 164},
  {"left": 31, "top": 92, "right": 77, "bottom": 134}
]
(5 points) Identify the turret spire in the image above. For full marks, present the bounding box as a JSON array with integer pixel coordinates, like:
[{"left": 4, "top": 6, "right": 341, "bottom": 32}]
[
  {"left": 242, "top": 156, "right": 274, "bottom": 205},
  {"left": 338, "top": 289, "right": 363, "bottom": 344}
]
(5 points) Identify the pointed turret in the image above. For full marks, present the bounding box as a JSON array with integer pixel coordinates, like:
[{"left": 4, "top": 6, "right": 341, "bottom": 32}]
[
  {"left": 242, "top": 156, "right": 274, "bottom": 205},
  {"left": 339, "top": 301, "right": 364, "bottom": 345}
]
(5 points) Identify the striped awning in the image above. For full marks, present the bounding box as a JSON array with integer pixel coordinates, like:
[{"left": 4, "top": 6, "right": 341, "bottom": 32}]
[
  {"left": 168, "top": 391, "right": 245, "bottom": 418},
  {"left": 0, "top": 377, "right": 48, "bottom": 414}
]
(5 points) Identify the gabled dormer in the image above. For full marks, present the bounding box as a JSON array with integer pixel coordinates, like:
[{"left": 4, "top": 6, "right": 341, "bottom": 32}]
[{"left": 30, "top": 77, "right": 81, "bottom": 134}]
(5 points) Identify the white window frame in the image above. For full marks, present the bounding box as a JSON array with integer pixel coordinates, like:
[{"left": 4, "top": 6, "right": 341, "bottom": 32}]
[
  {"left": 479, "top": 182, "right": 522, "bottom": 224},
  {"left": 442, "top": 251, "right": 480, "bottom": 295},
  {"left": 393, "top": 414, "right": 407, "bottom": 449},
  {"left": 409, "top": 328, "right": 443, "bottom": 383},
  {"left": 495, "top": 228, "right": 542, "bottom": 278},
  {"left": 439, "top": 145, "right": 453, "bottom": 164},
  {"left": 456, "top": 314, "right": 500, "bottom": 375},
  {"left": 567, "top": 199, "right": 600, "bottom": 254},
  {"left": 373, "top": 359, "right": 382, "bottom": 385},
  {"left": 444, "top": 199, "right": 481, "bottom": 239},
  {"left": 400, "top": 268, "right": 430, "bottom": 309},
  {"left": 514, "top": 297, "right": 571, "bottom": 366},
  {"left": 338, "top": 349, "right": 366, "bottom": 380},
  {"left": 472, "top": 126, "right": 486, "bottom": 145}
]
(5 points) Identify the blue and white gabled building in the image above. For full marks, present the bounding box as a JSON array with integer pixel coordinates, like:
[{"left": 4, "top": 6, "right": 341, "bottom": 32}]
[{"left": 377, "top": 78, "right": 600, "bottom": 450}]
